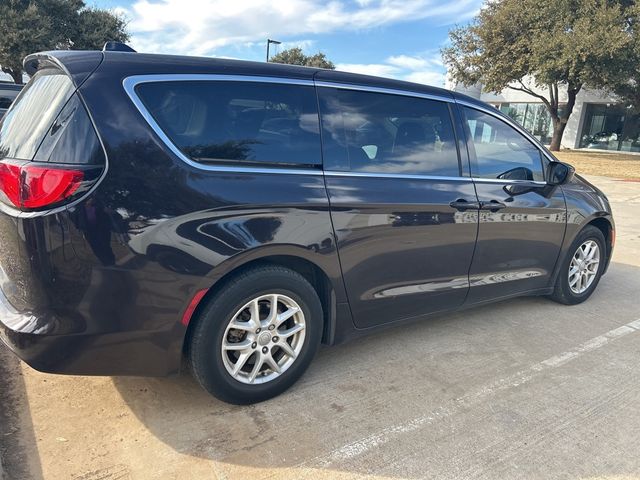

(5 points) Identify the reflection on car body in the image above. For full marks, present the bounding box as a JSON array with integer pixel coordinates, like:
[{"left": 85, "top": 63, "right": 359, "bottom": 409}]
[{"left": 0, "top": 46, "right": 615, "bottom": 403}]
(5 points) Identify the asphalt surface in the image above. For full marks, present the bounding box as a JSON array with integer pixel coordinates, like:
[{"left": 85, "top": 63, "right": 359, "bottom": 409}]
[{"left": 1, "top": 174, "right": 639, "bottom": 480}]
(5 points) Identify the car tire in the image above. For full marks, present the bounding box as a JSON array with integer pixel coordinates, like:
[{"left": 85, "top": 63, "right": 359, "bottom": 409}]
[
  {"left": 550, "top": 225, "right": 607, "bottom": 305},
  {"left": 188, "top": 265, "right": 323, "bottom": 404}
]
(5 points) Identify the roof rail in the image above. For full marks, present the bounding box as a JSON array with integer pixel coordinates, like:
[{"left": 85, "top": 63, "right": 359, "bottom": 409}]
[{"left": 103, "top": 41, "right": 136, "bottom": 53}]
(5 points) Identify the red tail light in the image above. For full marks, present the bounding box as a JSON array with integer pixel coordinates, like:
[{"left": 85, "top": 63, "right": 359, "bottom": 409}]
[
  {"left": 0, "top": 160, "right": 85, "bottom": 210},
  {"left": 0, "top": 162, "right": 21, "bottom": 207}
]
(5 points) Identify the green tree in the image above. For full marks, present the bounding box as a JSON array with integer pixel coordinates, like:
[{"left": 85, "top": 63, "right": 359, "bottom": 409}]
[
  {"left": 0, "top": 0, "right": 129, "bottom": 84},
  {"left": 443, "top": 0, "right": 636, "bottom": 151},
  {"left": 612, "top": 2, "right": 640, "bottom": 112},
  {"left": 269, "top": 47, "right": 335, "bottom": 69}
]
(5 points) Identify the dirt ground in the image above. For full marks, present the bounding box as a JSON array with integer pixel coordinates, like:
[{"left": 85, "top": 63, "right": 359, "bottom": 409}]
[
  {"left": 1, "top": 175, "right": 640, "bottom": 479},
  {"left": 554, "top": 150, "right": 640, "bottom": 179}
]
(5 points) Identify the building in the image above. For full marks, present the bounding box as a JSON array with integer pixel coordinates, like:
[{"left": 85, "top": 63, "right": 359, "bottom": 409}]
[{"left": 448, "top": 77, "right": 640, "bottom": 153}]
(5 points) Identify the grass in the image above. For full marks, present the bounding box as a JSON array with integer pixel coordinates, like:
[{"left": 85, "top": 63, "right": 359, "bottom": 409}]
[{"left": 553, "top": 150, "right": 640, "bottom": 180}]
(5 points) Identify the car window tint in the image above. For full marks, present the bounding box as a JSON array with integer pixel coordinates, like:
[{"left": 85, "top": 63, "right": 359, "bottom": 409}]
[
  {"left": 34, "top": 94, "right": 105, "bottom": 165},
  {"left": 463, "top": 107, "right": 544, "bottom": 182},
  {"left": 0, "top": 94, "right": 16, "bottom": 110},
  {"left": 136, "top": 81, "right": 321, "bottom": 167},
  {"left": 318, "top": 88, "right": 460, "bottom": 176},
  {"left": 0, "top": 69, "right": 75, "bottom": 161}
]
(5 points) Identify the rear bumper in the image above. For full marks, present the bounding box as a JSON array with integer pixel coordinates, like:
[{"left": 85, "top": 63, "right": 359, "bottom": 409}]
[{"left": 0, "top": 286, "right": 183, "bottom": 376}]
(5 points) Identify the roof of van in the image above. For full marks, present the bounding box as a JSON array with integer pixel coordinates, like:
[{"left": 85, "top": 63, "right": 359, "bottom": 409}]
[{"left": 24, "top": 50, "right": 488, "bottom": 109}]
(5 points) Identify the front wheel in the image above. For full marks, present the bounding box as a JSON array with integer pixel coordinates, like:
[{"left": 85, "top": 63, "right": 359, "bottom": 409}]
[
  {"left": 550, "top": 225, "right": 606, "bottom": 305},
  {"left": 188, "top": 265, "right": 323, "bottom": 404}
]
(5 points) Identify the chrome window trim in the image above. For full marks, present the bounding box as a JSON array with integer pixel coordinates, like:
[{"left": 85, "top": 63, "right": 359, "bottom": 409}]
[
  {"left": 471, "top": 177, "right": 547, "bottom": 186},
  {"left": 122, "top": 74, "right": 322, "bottom": 176},
  {"left": 323, "top": 170, "right": 546, "bottom": 185},
  {"left": 121, "top": 74, "right": 554, "bottom": 183},
  {"left": 124, "top": 74, "right": 315, "bottom": 87},
  {"left": 314, "top": 81, "right": 454, "bottom": 104},
  {"left": 324, "top": 171, "right": 470, "bottom": 181}
]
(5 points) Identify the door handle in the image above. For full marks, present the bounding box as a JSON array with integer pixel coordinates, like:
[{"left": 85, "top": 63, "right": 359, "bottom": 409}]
[
  {"left": 480, "top": 200, "right": 507, "bottom": 212},
  {"left": 449, "top": 199, "right": 480, "bottom": 211}
]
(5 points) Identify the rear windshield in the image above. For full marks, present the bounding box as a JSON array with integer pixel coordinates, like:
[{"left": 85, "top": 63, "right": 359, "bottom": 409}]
[
  {"left": 136, "top": 81, "right": 322, "bottom": 167},
  {"left": 0, "top": 69, "right": 75, "bottom": 160}
]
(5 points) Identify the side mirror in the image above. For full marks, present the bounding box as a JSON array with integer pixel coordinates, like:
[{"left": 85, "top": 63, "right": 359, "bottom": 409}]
[{"left": 546, "top": 161, "right": 575, "bottom": 186}]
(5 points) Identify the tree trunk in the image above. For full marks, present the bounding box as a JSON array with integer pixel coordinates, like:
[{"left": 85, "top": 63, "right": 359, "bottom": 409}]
[
  {"left": 10, "top": 70, "right": 23, "bottom": 84},
  {"left": 2, "top": 68, "right": 23, "bottom": 84},
  {"left": 547, "top": 85, "right": 580, "bottom": 151},
  {"left": 549, "top": 118, "right": 567, "bottom": 151}
]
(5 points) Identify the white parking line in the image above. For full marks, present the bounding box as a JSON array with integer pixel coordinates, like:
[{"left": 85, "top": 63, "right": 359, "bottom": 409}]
[{"left": 305, "top": 318, "right": 640, "bottom": 469}]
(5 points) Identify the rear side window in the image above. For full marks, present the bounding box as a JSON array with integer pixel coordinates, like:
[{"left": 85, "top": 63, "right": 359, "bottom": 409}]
[
  {"left": 136, "top": 81, "right": 322, "bottom": 167},
  {"left": 463, "top": 107, "right": 544, "bottom": 182},
  {"left": 34, "top": 94, "right": 105, "bottom": 165},
  {"left": 318, "top": 87, "right": 460, "bottom": 176},
  {"left": 0, "top": 69, "right": 75, "bottom": 160}
]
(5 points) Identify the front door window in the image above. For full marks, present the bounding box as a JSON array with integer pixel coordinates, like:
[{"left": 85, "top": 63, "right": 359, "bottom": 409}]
[{"left": 463, "top": 107, "right": 545, "bottom": 182}]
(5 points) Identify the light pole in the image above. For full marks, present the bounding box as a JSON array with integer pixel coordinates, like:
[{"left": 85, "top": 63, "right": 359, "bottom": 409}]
[{"left": 266, "top": 39, "right": 281, "bottom": 62}]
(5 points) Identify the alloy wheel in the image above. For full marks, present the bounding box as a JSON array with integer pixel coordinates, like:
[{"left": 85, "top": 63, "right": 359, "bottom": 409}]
[
  {"left": 568, "top": 240, "right": 600, "bottom": 294},
  {"left": 221, "top": 293, "right": 306, "bottom": 384}
]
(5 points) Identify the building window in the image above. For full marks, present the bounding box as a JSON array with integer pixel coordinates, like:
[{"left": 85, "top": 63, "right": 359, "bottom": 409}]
[
  {"left": 579, "top": 103, "right": 640, "bottom": 152},
  {"left": 495, "top": 103, "right": 564, "bottom": 145}
]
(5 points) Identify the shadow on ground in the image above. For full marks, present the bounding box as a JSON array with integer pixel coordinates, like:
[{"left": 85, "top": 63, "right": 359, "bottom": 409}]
[
  {"left": 110, "top": 261, "right": 640, "bottom": 478},
  {"left": 0, "top": 344, "right": 43, "bottom": 480}
]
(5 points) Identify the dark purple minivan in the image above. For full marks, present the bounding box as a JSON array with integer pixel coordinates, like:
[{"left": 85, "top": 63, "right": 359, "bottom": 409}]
[{"left": 0, "top": 45, "right": 614, "bottom": 404}]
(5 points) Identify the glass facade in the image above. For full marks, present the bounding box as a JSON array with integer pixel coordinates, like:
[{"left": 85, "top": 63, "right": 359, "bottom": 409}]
[
  {"left": 579, "top": 103, "right": 640, "bottom": 152},
  {"left": 496, "top": 103, "right": 559, "bottom": 145}
]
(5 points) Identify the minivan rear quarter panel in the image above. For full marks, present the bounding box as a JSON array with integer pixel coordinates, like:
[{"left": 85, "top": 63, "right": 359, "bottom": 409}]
[{"left": 1, "top": 54, "right": 350, "bottom": 375}]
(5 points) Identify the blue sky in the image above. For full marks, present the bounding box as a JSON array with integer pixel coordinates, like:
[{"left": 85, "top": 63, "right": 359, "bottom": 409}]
[{"left": 88, "top": 0, "right": 483, "bottom": 87}]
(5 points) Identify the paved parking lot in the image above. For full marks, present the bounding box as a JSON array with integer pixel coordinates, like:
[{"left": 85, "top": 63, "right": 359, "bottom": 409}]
[{"left": 1, "top": 175, "right": 640, "bottom": 480}]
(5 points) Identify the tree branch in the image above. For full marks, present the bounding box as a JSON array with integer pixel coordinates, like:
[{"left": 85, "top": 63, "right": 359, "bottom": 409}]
[{"left": 506, "top": 82, "right": 553, "bottom": 112}]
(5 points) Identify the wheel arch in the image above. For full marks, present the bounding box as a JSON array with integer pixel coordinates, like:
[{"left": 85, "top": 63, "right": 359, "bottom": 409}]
[
  {"left": 182, "top": 250, "right": 343, "bottom": 357},
  {"left": 551, "top": 213, "right": 614, "bottom": 289},
  {"left": 586, "top": 216, "right": 614, "bottom": 266}
]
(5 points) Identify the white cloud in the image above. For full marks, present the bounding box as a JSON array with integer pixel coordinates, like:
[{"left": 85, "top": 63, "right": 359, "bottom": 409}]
[
  {"left": 335, "top": 63, "right": 400, "bottom": 77},
  {"left": 387, "top": 54, "right": 428, "bottom": 70},
  {"left": 241, "top": 39, "right": 316, "bottom": 55},
  {"left": 387, "top": 53, "right": 442, "bottom": 70},
  {"left": 404, "top": 70, "right": 446, "bottom": 86},
  {"left": 119, "top": 0, "right": 481, "bottom": 56},
  {"left": 338, "top": 50, "right": 446, "bottom": 87},
  {"left": 278, "top": 39, "right": 317, "bottom": 52},
  {"left": 110, "top": 0, "right": 470, "bottom": 87}
]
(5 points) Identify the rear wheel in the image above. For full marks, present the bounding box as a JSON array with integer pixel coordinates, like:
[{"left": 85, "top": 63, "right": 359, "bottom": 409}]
[
  {"left": 550, "top": 225, "right": 606, "bottom": 305},
  {"left": 188, "top": 265, "right": 323, "bottom": 404}
]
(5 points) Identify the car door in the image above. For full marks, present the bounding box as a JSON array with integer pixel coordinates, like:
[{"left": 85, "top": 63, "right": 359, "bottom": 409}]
[
  {"left": 318, "top": 86, "right": 479, "bottom": 328},
  {"left": 458, "top": 104, "right": 566, "bottom": 304}
]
